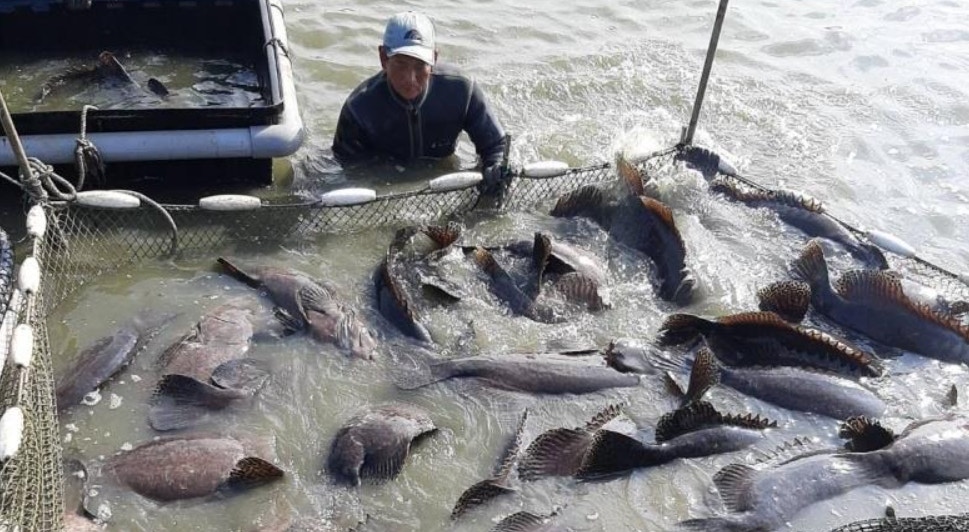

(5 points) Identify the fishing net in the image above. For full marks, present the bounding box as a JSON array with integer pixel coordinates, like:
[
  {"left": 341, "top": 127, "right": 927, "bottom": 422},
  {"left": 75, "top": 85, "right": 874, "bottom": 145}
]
[
  {"left": 2, "top": 143, "right": 968, "bottom": 531},
  {"left": 830, "top": 513, "right": 969, "bottom": 532},
  {"left": 0, "top": 150, "right": 674, "bottom": 531}
]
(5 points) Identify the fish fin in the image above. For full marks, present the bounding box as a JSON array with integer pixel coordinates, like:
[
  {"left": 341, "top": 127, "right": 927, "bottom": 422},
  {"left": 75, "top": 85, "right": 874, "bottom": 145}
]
[
  {"left": 553, "top": 272, "right": 609, "bottom": 311},
  {"left": 210, "top": 358, "right": 270, "bottom": 394},
  {"left": 756, "top": 280, "right": 811, "bottom": 323},
  {"left": 518, "top": 428, "right": 594, "bottom": 480},
  {"left": 298, "top": 283, "right": 339, "bottom": 316},
  {"left": 492, "top": 511, "right": 551, "bottom": 532},
  {"left": 148, "top": 375, "right": 240, "bottom": 431},
  {"left": 712, "top": 463, "right": 758, "bottom": 513},
  {"left": 675, "top": 516, "right": 748, "bottom": 532},
  {"left": 216, "top": 257, "right": 262, "bottom": 289},
  {"left": 851, "top": 242, "right": 890, "bottom": 270},
  {"left": 387, "top": 345, "right": 450, "bottom": 390},
  {"left": 617, "top": 154, "right": 646, "bottom": 196},
  {"left": 533, "top": 232, "right": 553, "bottom": 293},
  {"left": 658, "top": 313, "right": 709, "bottom": 345},
  {"left": 493, "top": 409, "right": 530, "bottom": 480},
  {"left": 376, "top": 256, "right": 426, "bottom": 340},
  {"left": 662, "top": 372, "right": 687, "bottom": 400},
  {"left": 946, "top": 384, "right": 958, "bottom": 408},
  {"left": 272, "top": 307, "right": 304, "bottom": 334},
  {"left": 716, "top": 311, "right": 791, "bottom": 329},
  {"left": 585, "top": 403, "right": 624, "bottom": 431},
  {"left": 791, "top": 239, "right": 831, "bottom": 295},
  {"left": 655, "top": 401, "right": 723, "bottom": 442},
  {"left": 639, "top": 197, "right": 685, "bottom": 251},
  {"left": 683, "top": 348, "right": 721, "bottom": 405},
  {"left": 327, "top": 433, "right": 365, "bottom": 486},
  {"left": 450, "top": 479, "right": 516, "bottom": 519},
  {"left": 577, "top": 429, "right": 653, "bottom": 480},
  {"left": 839, "top": 416, "right": 896, "bottom": 452},
  {"left": 749, "top": 436, "right": 815, "bottom": 467},
  {"left": 227, "top": 456, "right": 284, "bottom": 488},
  {"left": 550, "top": 185, "right": 606, "bottom": 219},
  {"left": 837, "top": 270, "right": 969, "bottom": 342},
  {"left": 359, "top": 439, "right": 412, "bottom": 482},
  {"left": 421, "top": 222, "right": 462, "bottom": 249},
  {"left": 718, "top": 411, "right": 778, "bottom": 432}
]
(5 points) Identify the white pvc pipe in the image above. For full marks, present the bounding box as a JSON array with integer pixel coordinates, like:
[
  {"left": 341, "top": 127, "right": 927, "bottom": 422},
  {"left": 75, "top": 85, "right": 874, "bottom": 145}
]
[{"left": 0, "top": 0, "right": 303, "bottom": 166}]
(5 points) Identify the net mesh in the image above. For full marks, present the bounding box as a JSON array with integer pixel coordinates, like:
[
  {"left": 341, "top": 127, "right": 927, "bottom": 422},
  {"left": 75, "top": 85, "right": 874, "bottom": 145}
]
[
  {"left": 1, "top": 148, "right": 968, "bottom": 531},
  {"left": 829, "top": 514, "right": 969, "bottom": 532}
]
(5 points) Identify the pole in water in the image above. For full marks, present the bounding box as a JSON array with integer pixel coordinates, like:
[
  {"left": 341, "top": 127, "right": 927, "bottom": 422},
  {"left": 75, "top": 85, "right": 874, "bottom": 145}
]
[
  {"left": 682, "top": 0, "right": 731, "bottom": 147},
  {"left": 0, "top": 89, "right": 36, "bottom": 184}
]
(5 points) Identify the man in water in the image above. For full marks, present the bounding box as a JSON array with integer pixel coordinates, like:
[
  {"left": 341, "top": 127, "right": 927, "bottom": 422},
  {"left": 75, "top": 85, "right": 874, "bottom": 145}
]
[{"left": 331, "top": 11, "right": 509, "bottom": 195}]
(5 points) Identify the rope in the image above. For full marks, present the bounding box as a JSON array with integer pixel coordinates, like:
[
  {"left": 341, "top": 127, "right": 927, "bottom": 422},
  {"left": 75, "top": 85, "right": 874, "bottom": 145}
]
[
  {"left": 74, "top": 105, "right": 105, "bottom": 191},
  {"left": 114, "top": 191, "right": 180, "bottom": 257}
]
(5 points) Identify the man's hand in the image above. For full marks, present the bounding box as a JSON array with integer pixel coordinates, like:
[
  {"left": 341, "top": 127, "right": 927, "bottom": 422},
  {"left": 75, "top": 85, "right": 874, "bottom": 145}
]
[{"left": 479, "top": 164, "right": 510, "bottom": 197}]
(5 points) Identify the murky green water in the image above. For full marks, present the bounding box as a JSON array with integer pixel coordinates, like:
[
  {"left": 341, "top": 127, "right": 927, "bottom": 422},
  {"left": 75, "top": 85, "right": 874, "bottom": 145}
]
[{"left": 29, "top": 0, "right": 969, "bottom": 530}]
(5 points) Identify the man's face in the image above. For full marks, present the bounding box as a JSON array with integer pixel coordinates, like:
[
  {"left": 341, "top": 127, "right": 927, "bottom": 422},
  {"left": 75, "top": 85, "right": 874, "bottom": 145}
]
[{"left": 380, "top": 48, "right": 433, "bottom": 101}]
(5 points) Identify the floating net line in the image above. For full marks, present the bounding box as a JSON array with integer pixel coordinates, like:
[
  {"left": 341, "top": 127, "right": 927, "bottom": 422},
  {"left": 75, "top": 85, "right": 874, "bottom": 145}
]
[
  {"left": 829, "top": 513, "right": 969, "bottom": 532},
  {"left": 2, "top": 144, "right": 969, "bottom": 531}
]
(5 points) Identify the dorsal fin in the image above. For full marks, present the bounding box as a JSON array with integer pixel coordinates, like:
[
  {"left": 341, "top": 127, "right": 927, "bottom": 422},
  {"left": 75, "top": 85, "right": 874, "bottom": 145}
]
[
  {"left": 422, "top": 222, "right": 461, "bottom": 249},
  {"left": 654, "top": 401, "right": 723, "bottom": 442},
  {"left": 518, "top": 428, "right": 592, "bottom": 480},
  {"left": 639, "top": 197, "right": 687, "bottom": 254},
  {"left": 795, "top": 326, "right": 884, "bottom": 377},
  {"left": 717, "top": 311, "right": 793, "bottom": 329},
  {"left": 769, "top": 188, "right": 824, "bottom": 213},
  {"left": 710, "top": 176, "right": 766, "bottom": 202},
  {"left": 494, "top": 410, "right": 529, "bottom": 481},
  {"left": 712, "top": 463, "right": 757, "bottom": 513},
  {"left": 552, "top": 272, "right": 608, "bottom": 311},
  {"left": 839, "top": 416, "right": 896, "bottom": 452},
  {"left": 585, "top": 404, "right": 623, "bottom": 431},
  {"left": 757, "top": 280, "right": 812, "bottom": 323},
  {"left": 491, "top": 511, "right": 553, "bottom": 532},
  {"left": 532, "top": 232, "right": 552, "bottom": 291},
  {"left": 550, "top": 185, "right": 605, "bottom": 218},
  {"left": 450, "top": 480, "right": 515, "bottom": 520},
  {"left": 683, "top": 348, "right": 721, "bottom": 405},
  {"left": 658, "top": 313, "right": 709, "bottom": 345},
  {"left": 227, "top": 456, "right": 284, "bottom": 487},
  {"left": 718, "top": 412, "right": 778, "bottom": 432},
  {"left": 617, "top": 155, "right": 645, "bottom": 196},
  {"left": 837, "top": 270, "right": 969, "bottom": 342}
]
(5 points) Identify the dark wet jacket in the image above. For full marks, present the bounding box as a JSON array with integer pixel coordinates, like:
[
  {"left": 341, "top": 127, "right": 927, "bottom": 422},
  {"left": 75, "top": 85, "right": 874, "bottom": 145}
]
[{"left": 332, "top": 63, "right": 506, "bottom": 167}]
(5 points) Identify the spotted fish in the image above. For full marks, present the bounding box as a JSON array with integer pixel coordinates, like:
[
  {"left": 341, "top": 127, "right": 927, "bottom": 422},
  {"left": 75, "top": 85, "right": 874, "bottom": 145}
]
[
  {"left": 792, "top": 239, "right": 969, "bottom": 363},
  {"left": 659, "top": 311, "right": 882, "bottom": 378}
]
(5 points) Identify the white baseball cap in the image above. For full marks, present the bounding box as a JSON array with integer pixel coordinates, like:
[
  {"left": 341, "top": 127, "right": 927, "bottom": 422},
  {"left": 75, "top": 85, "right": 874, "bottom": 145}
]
[{"left": 383, "top": 11, "right": 436, "bottom": 65}]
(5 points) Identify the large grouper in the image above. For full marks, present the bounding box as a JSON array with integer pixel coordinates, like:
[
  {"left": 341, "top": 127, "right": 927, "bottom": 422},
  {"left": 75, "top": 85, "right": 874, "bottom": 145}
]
[
  {"left": 676, "top": 414, "right": 969, "bottom": 532},
  {"left": 392, "top": 346, "right": 640, "bottom": 395},
  {"left": 218, "top": 257, "right": 377, "bottom": 359},
  {"left": 790, "top": 239, "right": 969, "bottom": 363},
  {"left": 80, "top": 432, "right": 283, "bottom": 522}
]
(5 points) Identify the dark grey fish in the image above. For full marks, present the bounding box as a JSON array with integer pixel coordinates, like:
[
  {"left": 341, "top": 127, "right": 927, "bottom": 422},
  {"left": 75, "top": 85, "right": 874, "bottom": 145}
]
[
  {"left": 452, "top": 410, "right": 529, "bottom": 519},
  {"left": 150, "top": 304, "right": 266, "bottom": 431},
  {"left": 35, "top": 51, "right": 138, "bottom": 103},
  {"left": 56, "top": 310, "right": 177, "bottom": 413},
  {"left": 327, "top": 403, "right": 436, "bottom": 486},
  {"left": 792, "top": 240, "right": 969, "bottom": 363},
  {"left": 519, "top": 403, "right": 774, "bottom": 481},
  {"left": 491, "top": 511, "right": 570, "bottom": 532},
  {"left": 501, "top": 232, "right": 608, "bottom": 288},
  {"left": 530, "top": 232, "right": 610, "bottom": 311},
  {"left": 690, "top": 348, "right": 886, "bottom": 420},
  {"left": 146, "top": 77, "right": 169, "bottom": 97},
  {"left": 82, "top": 433, "right": 282, "bottom": 520},
  {"left": 710, "top": 176, "right": 889, "bottom": 269},
  {"left": 659, "top": 311, "right": 882, "bottom": 378},
  {"left": 470, "top": 247, "right": 563, "bottom": 323},
  {"left": 394, "top": 348, "right": 640, "bottom": 395},
  {"left": 218, "top": 257, "right": 377, "bottom": 359},
  {"left": 676, "top": 415, "right": 969, "bottom": 532}
]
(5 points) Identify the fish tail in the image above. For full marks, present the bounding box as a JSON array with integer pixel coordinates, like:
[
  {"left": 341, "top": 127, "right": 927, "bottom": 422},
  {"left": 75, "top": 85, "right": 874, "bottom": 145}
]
[
  {"left": 577, "top": 430, "right": 657, "bottom": 479},
  {"left": 532, "top": 232, "right": 552, "bottom": 292},
  {"left": 756, "top": 280, "right": 811, "bottom": 323},
  {"left": 388, "top": 345, "right": 450, "bottom": 390},
  {"left": 216, "top": 257, "right": 261, "bottom": 289},
  {"left": 850, "top": 242, "right": 890, "bottom": 270},
  {"left": 550, "top": 185, "right": 606, "bottom": 220},
  {"left": 658, "top": 313, "right": 710, "bottom": 345},
  {"left": 147, "top": 374, "right": 235, "bottom": 431},
  {"left": 791, "top": 240, "right": 831, "bottom": 296}
]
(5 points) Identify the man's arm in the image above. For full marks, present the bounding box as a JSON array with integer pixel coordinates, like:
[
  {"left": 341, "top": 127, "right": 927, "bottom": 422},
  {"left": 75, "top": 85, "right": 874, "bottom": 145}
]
[
  {"left": 463, "top": 80, "right": 507, "bottom": 168},
  {"left": 331, "top": 104, "right": 374, "bottom": 165}
]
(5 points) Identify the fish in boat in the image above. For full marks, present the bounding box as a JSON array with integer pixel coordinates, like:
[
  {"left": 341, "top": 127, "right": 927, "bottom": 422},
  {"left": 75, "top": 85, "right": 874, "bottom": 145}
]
[
  {"left": 393, "top": 346, "right": 640, "bottom": 395},
  {"left": 550, "top": 156, "right": 695, "bottom": 304},
  {"left": 676, "top": 414, "right": 969, "bottom": 532},
  {"left": 452, "top": 410, "right": 529, "bottom": 519},
  {"left": 81, "top": 432, "right": 283, "bottom": 521},
  {"left": 326, "top": 403, "right": 437, "bottom": 486},
  {"left": 518, "top": 401, "right": 775, "bottom": 482},
  {"left": 34, "top": 51, "right": 169, "bottom": 103},
  {"left": 659, "top": 310, "right": 883, "bottom": 378},
  {"left": 709, "top": 176, "right": 889, "bottom": 269},
  {"left": 791, "top": 239, "right": 969, "bottom": 363},
  {"left": 149, "top": 303, "right": 268, "bottom": 431},
  {"left": 490, "top": 511, "right": 569, "bottom": 532},
  {"left": 217, "top": 258, "right": 377, "bottom": 359},
  {"left": 55, "top": 310, "right": 176, "bottom": 413}
]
